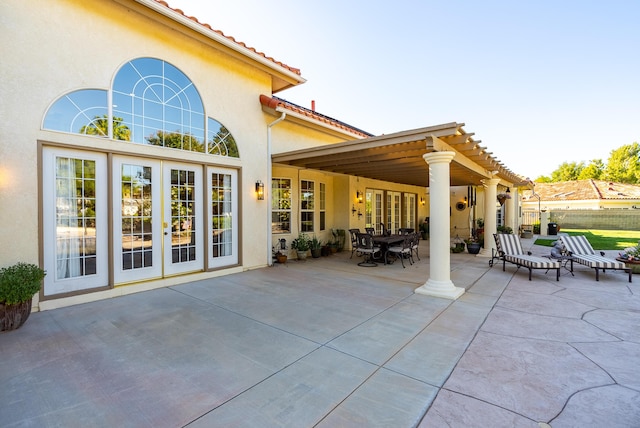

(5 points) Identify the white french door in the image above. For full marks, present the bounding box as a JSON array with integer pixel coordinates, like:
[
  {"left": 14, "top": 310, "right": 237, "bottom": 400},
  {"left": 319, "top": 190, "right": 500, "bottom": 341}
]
[
  {"left": 45, "top": 151, "right": 231, "bottom": 295},
  {"left": 113, "top": 159, "right": 204, "bottom": 281},
  {"left": 366, "top": 189, "right": 384, "bottom": 233},
  {"left": 387, "top": 191, "right": 401, "bottom": 234},
  {"left": 113, "top": 157, "right": 162, "bottom": 283},
  {"left": 43, "top": 148, "right": 109, "bottom": 295},
  {"left": 403, "top": 193, "right": 416, "bottom": 229},
  {"left": 163, "top": 162, "right": 203, "bottom": 276},
  {"left": 207, "top": 167, "right": 238, "bottom": 268}
]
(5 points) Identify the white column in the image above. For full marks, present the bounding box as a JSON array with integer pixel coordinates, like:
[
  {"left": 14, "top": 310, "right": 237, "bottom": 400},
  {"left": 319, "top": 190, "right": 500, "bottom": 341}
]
[
  {"left": 478, "top": 178, "right": 500, "bottom": 258},
  {"left": 505, "top": 190, "right": 515, "bottom": 233},
  {"left": 415, "top": 151, "right": 464, "bottom": 300}
]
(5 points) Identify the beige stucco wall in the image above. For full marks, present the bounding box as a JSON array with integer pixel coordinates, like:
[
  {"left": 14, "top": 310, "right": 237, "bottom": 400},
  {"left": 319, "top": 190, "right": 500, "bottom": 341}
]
[{"left": 0, "top": 0, "right": 287, "bottom": 308}]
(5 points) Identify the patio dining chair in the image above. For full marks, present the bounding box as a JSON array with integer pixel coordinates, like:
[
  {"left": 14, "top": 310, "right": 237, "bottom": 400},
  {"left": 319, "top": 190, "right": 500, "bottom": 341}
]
[
  {"left": 398, "top": 228, "right": 414, "bottom": 235},
  {"left": 409, "top": 232, "right": 421, "bottom": 261},
  {"left": 385, "top": 234, "right": 413, "bottom": 268},
  {"left": 355, "top": 233, "right": 381, "bottom": 267},
  {"left": 348, "top": 228, "right": 360, "bottom": 259},
  {"left": 494, "top": 233, "right": 560, "bottom": 281},
  {"left": 365, "top": 227, "right": 376, "bottom": 236},
  {"left": 558, "top": 235, "right": 632, "bottom": 282},
  {"left": 379, "top": 223, "right": 391, "bottom": 236}
]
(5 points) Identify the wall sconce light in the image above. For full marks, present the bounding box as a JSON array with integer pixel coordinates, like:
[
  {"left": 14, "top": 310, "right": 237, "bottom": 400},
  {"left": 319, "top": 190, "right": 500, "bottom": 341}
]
[
  {"left": 255, "top": 180, "right": 264, "bottom": 200},
  {"left": 356, "top": 191, "right": 363, "bottom": 204},
  {"left": 420, "top": 197, "right": 425, "bottom": 206},
  {"left": 352, "top": 204, "right": 357, "bottom": 216},
  {"left": 506, "top": 187, "right": 511, "bottom": 193}
]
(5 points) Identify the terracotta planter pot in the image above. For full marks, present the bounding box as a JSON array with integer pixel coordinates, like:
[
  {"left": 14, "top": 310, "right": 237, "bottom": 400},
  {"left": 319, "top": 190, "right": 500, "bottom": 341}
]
[
  {"left": 276, "top": 254, "right": 287, "bottom": 264},
  {"left": 616, "top": 258, "right": 640, "bottom": 274},
  {"left": 0, "top": 298, "right": 33, "bottom": 332}
]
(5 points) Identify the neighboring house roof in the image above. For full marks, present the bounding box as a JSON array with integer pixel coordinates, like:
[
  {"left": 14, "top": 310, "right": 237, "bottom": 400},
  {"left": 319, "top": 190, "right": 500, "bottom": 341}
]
[
  {"left": 260, "top": 95, "right": 374, "bottom": 139},
  {"left": 522, "top": 180, "right": 640, "bottom": 201},
  {"left": 143, "top": 0, "right": 305, "bottom": 92}
]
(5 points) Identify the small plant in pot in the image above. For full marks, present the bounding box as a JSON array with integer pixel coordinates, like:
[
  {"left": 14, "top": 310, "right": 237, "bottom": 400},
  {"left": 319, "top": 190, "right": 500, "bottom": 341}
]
[
  {"left": 465, "top": 238, "right": 482, "bottom": 254},
  {"left": 309, "top": 235, "right": 322, "bottom": 258},
  {"left": 291, "top": 233, "right": 311, "bottom": 260},
  {"left": 0, "top": 262, "right": 46, "bottom": 332},
  {"left": 419, "top": 221, "right": 429, "bottom": 240},
  {"left": 272, "top": 238, "right": 288, "bottom": 263}
]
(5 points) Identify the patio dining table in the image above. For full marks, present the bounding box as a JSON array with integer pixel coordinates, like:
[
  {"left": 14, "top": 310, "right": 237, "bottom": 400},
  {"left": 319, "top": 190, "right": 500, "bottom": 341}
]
[{"left": 372, "top": 234, "right": 405, "bottom": 264}]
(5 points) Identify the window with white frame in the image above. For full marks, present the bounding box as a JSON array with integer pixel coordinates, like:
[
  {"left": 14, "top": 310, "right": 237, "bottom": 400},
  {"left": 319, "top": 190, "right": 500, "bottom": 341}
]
[
  {"left": 300, "top": 180, "right": 314, "bottom": 232},
  {"left": 271, "top": 178, "right": 291, "bottom": 233},
  {"left": 319, "top": 182, "right": 326, "bottom": 231},
  {"left": 43, "top": 57, "right": 239, "bottom": 158}
]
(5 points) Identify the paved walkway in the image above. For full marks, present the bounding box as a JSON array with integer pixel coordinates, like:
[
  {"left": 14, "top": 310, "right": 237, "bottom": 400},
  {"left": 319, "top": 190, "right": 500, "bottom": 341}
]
[{"left": 1, "top": 238, "right": 639, "bottom": 427}]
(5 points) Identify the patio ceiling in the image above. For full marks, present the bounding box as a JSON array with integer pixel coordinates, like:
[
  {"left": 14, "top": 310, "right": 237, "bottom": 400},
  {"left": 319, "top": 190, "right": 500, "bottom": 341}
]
[{"left": 272, "top": 122, "right": 527, "bottom": 187}]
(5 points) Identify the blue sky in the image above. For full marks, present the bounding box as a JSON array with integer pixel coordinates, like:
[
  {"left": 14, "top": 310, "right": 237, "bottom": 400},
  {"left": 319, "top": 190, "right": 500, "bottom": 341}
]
[{"left": 168, "top": 0, "right": 640, "bottom": 180}]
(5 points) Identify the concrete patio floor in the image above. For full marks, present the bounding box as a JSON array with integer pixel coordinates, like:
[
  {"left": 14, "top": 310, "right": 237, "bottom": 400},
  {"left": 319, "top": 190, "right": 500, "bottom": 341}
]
[{"left": 1, "top": 237, "right": 639, "bottom": 427}]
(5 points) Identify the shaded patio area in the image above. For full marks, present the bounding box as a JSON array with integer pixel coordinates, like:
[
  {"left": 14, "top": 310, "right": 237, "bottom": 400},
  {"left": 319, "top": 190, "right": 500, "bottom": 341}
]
[{"left": 1, "top": 239, "right": 639, "bottom": 427}]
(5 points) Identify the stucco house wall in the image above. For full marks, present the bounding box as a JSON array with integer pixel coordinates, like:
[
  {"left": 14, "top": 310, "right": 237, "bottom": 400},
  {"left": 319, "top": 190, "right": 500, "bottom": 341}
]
[{"left": 0, "top": 0, "right": 298, "bottom": 309}]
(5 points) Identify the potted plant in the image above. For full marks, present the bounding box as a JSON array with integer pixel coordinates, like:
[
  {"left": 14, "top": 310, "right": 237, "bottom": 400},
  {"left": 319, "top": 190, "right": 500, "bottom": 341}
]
[
  {"left": 331, "top": 229, "right": 346, "bottom": 252},
  {"left": 465, "top": 238, "right": 482, "bottom": 254},
  {"left": 309, "top": 235, "right": 322, "bottom": 258},
  {"left": 497, "top": 225, "right": 513, "bottom": 234},
  {"left": 618, "top": 243, "right": 640, "bottom": 274},
  {"left": 291, "top": 233, "right": 310, "bottom": 260},
  {"left": 273, "top": 239, "right": 288, "bottom": 263},
  {"left": 497, "top": 193, "right": 511, "bottom": 206},
  {"left": 475, "top": 218, "right": 484, "bottom": 237},
  {"left": 451, "top": 235, "right": 466, "bottom": 253},
  {"left": 0, "top": 262, "right": 46, "bottom": 332},
  {"left": 419, "top": 220, "right": 429, "bottom": 240},
  {"left": 321, "top": 242, "right": 331, "bottom": 257}
]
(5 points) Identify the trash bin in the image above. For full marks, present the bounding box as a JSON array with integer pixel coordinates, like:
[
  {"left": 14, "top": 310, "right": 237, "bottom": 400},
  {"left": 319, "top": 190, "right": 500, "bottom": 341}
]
[{"left": 548, "top": 222, "right": 558, "bottom": 235}]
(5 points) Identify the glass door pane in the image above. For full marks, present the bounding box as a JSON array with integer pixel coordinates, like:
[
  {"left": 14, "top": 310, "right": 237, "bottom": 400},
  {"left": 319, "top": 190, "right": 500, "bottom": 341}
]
[
  {"left": 207, "top": 167, "right": 238, "bottom": 268},
  {"left": 387, "top": 191, "right": 401, "bottom": 234},
  {"left": 404, "top": 194, "right": 416, "bottom": 229},
  {"left": 43, "top": 148, "right": 108, "bottom": 296},
  {"left": 113, "top": 157, "right": 161, "bottom": 284},
  {"left": 164, "top": 163, "right": 203, "bottom": 275}
]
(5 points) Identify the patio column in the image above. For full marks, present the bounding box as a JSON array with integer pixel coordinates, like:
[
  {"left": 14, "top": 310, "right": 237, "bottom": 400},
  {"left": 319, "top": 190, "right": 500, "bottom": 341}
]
[
  {"left": 478, "top": 178, "right": 500, "bottom": 257},
  {"left": 505, "top": 189, "right": 515, "bottom": 233},
  {"left": 415, "top": 151, "right": 464, "bottom": 300}
]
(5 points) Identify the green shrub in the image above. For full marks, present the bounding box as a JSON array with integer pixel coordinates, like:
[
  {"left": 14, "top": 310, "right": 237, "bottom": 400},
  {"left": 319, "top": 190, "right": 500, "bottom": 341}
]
[
  {"left": 291, "top": 234, "right": 310, "bottom": 251},
  {"left": 0, "top": 263, "right": 46, "bottom": 305}
]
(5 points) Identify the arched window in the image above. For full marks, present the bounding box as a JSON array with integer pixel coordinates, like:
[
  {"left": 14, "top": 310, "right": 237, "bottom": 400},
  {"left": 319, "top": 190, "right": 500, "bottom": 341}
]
[{"left": 43, "top": 58, "right": 239, "bottom": 157}]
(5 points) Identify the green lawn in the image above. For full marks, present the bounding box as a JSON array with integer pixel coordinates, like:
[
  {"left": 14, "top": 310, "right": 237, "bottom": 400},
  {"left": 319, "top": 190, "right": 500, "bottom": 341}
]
[{"left": 534, "top": 229, "right": 640, "bottom": 251}]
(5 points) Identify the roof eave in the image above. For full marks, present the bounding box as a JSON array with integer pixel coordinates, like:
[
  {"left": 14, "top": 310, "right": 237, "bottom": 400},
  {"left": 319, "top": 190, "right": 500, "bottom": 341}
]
[{"left": 133, "top": 0, "right": 306, "bottom": 91}]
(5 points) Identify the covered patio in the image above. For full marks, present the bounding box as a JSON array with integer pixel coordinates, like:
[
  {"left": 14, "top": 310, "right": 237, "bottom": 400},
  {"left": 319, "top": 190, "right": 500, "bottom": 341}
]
[
  {"left": 272, "top": 121, "right": 528, "bottom": 299},
  {"left": 2, "top": 239, "right": 638, "bottom": 426}
]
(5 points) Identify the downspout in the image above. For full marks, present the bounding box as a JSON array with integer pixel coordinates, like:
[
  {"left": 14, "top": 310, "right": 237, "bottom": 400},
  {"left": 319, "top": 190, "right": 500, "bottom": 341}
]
[{"left": 267, "top": 111, "right": 287, "bottom": 266}]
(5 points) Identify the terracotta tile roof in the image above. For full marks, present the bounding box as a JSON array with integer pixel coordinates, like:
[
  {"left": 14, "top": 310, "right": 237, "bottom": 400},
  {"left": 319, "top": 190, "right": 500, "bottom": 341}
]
[
  {"left": 522, "top": 180, "right": 640, "bottom": 201},
  {"left": 153, "top": 1, "right": 301, "bottom": 76},
  {"left": 260, "top": 95, "right": 374, "bottom": 138}
]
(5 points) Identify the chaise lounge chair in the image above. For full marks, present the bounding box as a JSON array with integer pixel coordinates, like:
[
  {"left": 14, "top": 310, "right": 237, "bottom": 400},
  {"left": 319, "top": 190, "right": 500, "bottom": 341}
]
[
  {"left": 558, "top": 235, "right": 632, "bottom": 282},
  {"left": 494, "top": 233, "right": 560, "bottom": 281}
]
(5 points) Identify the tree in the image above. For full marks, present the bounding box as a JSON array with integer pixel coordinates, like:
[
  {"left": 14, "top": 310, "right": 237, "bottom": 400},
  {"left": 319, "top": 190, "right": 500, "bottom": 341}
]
[
  {"left": 79, "top": 115, "right": 130, "bottom": 140},
  {"left": 577, "top": 159, "right": 604, "bottom": 180},
  {"left": 146, "top": 130, "right": 205, "bottom": 153},
  {"left": 603, "top": 143, "right": 640, "bottom": 184},
  {"left": 550, "top": 161, "right": 584, "bottom": 182}
]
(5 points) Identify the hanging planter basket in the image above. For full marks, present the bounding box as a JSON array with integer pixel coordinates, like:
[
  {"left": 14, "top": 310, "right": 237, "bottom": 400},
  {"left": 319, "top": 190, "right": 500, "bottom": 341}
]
[{"left": 497, "top": 193, "right": 511, "bottom": 206}]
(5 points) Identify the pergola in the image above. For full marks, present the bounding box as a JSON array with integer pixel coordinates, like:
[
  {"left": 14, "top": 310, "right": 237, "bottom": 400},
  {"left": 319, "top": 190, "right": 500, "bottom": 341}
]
[
  {"left": 272, "top": 122, "right": 528, "bottom": 300},
  {"left": 272, "top": 122, "right": 525, "bottom": 187}
]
